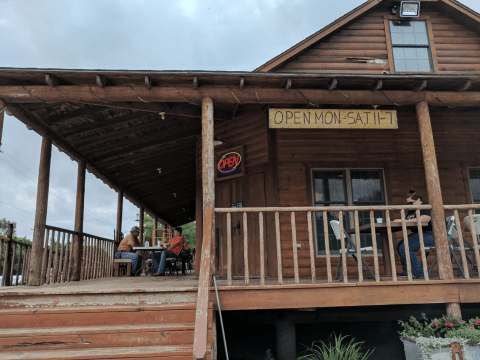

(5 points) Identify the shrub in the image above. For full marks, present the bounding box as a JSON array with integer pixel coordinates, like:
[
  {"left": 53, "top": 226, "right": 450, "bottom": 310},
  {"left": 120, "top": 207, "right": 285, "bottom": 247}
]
[{"left": 297, "top": 333, "right": 374, "bottom": 360}]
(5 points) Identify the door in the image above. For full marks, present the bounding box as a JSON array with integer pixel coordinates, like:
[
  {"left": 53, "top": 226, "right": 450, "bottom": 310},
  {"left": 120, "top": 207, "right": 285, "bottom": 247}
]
[{"left": 215, "top": 173, "right": 266, "bottom": 277}]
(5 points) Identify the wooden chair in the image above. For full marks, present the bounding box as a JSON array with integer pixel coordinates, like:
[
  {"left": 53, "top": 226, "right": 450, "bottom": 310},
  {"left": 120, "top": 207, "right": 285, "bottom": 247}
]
[{"left": 114, "top": 259, "right": 132, "bottom": 277}]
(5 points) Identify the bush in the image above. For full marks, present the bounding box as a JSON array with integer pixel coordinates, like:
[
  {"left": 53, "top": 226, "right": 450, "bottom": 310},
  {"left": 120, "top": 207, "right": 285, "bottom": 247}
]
[{"left": 297, "top": 333, "right": 374, "bottom": 360}]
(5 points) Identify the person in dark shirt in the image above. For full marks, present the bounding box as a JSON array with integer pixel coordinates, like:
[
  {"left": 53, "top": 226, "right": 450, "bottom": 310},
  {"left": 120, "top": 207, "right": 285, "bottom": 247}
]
[{"left": 395, "top": 188, "right": 434, "bottom": 279}]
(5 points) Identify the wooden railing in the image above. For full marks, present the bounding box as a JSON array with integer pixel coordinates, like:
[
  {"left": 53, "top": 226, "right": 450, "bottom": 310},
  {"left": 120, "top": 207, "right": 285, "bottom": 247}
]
[
  {"left": 37, "top": 225, "right": 114, "bottom": 285},
  {"left": 0, "top": 234, "right": 32, "bottom": 287},
  {"left": 213, "top": 204, "right": 470, "bottom": 285}
]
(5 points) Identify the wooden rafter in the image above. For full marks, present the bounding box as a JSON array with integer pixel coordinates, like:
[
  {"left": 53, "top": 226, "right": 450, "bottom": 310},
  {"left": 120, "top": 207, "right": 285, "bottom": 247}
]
[{"left": 46, "top": 106, "right": 109, "bottom": 125}]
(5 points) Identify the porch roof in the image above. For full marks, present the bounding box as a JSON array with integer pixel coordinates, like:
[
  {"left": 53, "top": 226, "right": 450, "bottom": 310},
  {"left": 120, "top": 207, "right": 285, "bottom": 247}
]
[{"left": 1, "top": 67, "right": 480, "bottom": 225}]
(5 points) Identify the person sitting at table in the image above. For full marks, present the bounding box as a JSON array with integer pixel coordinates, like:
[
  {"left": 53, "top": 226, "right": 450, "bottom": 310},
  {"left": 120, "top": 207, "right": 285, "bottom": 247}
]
[
  {"left": 395, "top": 188, "right": 434, "bottom": 279},
  {"left": 115, "top": 226, "right": 143, "bottom": 276},
  {"left": 153, "top": 226, "right": 185, "bottom": 276}
]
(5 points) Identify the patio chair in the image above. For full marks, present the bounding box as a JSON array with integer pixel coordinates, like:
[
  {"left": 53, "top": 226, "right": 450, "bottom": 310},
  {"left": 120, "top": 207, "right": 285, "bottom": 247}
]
[
  {"left": 329, "top": 220, "right": 376, "bottom": 281},
  {"left": 463, "top": 214, "right": 480, "bottom": 276},
  {"left": 165, "top": 256, "right": 179, "bottom": 276},
  {"left": 428, "top": 216, "right": 473, "bottom": 278}
]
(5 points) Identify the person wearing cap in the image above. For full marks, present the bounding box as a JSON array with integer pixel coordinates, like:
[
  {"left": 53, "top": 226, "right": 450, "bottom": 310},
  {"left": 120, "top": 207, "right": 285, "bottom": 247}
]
[
  {"left": 115, "top": 226, "right": 143, "bottom": 276},
  {"left": 153, "top": 226, "right": 185, "bottom": 276}
]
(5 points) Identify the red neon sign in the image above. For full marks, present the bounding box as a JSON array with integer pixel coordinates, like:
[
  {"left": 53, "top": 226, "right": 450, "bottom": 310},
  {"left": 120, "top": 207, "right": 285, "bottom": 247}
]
[{"left": 217, "top": 152, "right": 242, "bottom": 174}]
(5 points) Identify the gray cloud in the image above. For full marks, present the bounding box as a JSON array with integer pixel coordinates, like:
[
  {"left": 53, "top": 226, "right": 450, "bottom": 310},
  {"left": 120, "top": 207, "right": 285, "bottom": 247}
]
[{"left": 1, "top": 0, "right": 479, "bottom": 239}]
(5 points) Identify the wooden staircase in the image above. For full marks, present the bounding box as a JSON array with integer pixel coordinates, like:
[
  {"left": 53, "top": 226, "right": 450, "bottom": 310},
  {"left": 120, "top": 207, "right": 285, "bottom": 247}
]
[{"left": 0, "top": 302, "right": 214, "bottom": 359}]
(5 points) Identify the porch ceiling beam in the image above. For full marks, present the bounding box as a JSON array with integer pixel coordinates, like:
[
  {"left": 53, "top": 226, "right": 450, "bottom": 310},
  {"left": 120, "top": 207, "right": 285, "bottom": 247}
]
[
  {"left": 99, "top": 142, "right": 196, "bottom": 169},
  {"left": 94, "top": 134, "right": 197, "bottom": 165},
  {"left": 3, "top": 85, "right": 480, "bottom": 106},
  {"left": 412, "top": 80, "right": 428, "bottom": 92},
  {"left": 90, "top": 127, "right": 199, "bottom": 162},
  {"left": 5, "top": 103, "right": 162, "bottom": 222},
  {"left": 117, "top": 164, "right": 195, "bottom": 186},
  {"left": 111, "top": 154, "right": 195, "bottom": 178},
  {"left": 46, "top": 106, "right": 109, "bottom": 125},
  {"left": 127, "top": 172, "right": 194, "bottom": 192},
  {"left": 133, "top": 178, "right": 195, "bottom": 198}
]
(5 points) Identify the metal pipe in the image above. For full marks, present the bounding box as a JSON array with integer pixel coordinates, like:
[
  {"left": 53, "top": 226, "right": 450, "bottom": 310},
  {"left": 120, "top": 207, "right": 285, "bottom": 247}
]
[{"left": 213, "top": 275, "right": 229, "bottom": 360}]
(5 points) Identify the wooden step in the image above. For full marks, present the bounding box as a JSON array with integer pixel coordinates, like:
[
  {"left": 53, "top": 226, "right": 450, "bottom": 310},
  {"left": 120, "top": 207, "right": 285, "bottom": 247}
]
[
  {"left": 0, "top": 304, "right": 211, "bottom": 329},
  {"left": 0, "top": 323, "right": 214, "bottom": 353},
  {"left": 2, "top": 344, "right": 211, "bottom": 359}
]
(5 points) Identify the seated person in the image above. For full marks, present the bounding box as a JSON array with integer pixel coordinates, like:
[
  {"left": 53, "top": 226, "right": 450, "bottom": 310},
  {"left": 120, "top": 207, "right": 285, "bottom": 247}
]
[
  {"left": 395, "top": 188, "right": 434, "bottom": 279},
  {"left": 115, "top": 226, "right": 143, "bottom": 276},
  {"left": 153, "top": 227, "right": 185, "bottom": 276}
]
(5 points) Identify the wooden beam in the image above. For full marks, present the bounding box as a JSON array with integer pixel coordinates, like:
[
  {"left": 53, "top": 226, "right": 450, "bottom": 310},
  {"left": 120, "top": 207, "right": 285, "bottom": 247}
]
[
  {"left": 412, "top": 80, "right": 428, "bottom": 92},
  {"left": 145, "top": 76, "right": 153, "bottom": 89},
  {"left": 46, "top": 106, "right": 109, "bottom": 125},
  {"left": 113, "top": 159, "right": 194, "bottom": 183},
  {"left": 327, "top": 78, "right": 337, "bottom": 91},
  {"left": 139, "top": 207, "right": 144, "bottom": 243},
  {"left": 96, "top": 75, "right": 107, "bottom": 88},
  {"left": 28, "top": 136, "right": 52, "bottom": 286},
  {"left": 416, "top": 101, "right": 460, "bottom": 319},
  {"left": 4, "top": 85, "right": 480, "bottom": 106},
  {"left": 119, "top": 164, "right": 195, "bottom": 188},
  {"left": 71, "top": 160, "right": 86, "bottom": 281},
  {"left": 45, "top": 73, "right": 59, "bottom": 87},
  {"left": 63, "top": 111, "right": 149, "bottom": 138},
  {"left": 231, "top": 104, "right": 239, "bottom": 121},
  {"left": 193, "top": 76, "right": 198, "bottom": 90}
]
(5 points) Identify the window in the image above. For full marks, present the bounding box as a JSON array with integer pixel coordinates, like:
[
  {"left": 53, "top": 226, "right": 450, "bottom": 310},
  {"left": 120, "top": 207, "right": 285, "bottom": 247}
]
[
  {"left": 313, "top": 169, "right": 386, "bottom": 255},
  {"left": 389, "top": 20, "right": 433, "bottom": 72},
  {"left": 469, "top": 169, "right": 480, "bottom": 213}
]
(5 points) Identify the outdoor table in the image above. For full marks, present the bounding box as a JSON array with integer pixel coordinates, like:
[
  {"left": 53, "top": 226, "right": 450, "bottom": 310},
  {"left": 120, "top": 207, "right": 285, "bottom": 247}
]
[
  {"left": 132, "top": 246, "right": 164, "bottom": 275},
  {"left": 346, "top": 221, "right": 428, "bottom": 276}
]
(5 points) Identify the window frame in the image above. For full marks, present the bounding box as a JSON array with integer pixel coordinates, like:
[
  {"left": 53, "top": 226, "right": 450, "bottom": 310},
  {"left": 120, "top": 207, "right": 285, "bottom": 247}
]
[
  {"left": 310, "top": 168, "right": 388, "bottom": 257},
  {"left": 467, "top": 167, "right": 480, "bottom": 205},
  {"left": 384, "top": 15, "right": 439, "bottom": 74}
]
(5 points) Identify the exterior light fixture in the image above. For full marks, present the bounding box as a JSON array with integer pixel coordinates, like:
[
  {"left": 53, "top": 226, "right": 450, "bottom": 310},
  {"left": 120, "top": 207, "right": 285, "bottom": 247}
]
[
  {"left": 214, "top": 138, "right": 231, "bottom": 147},
  {"left": 173, "top": 193, "right": 177, "bottom": 197},
  {"left": 135, "top": 212, "right": 140, "bottom": 221},
  {"left": 157, "top": 168, "right": 162, "bottom": 173},
  {"left": 159, "top": 112, "right": 166, "bottom": 120},
  {"left": 399, "top": 1, "right": 420, "bottom": 17}
]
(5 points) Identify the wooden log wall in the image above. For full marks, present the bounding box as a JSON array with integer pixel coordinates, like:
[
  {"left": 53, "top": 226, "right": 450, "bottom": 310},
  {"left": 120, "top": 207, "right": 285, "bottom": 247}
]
[
  {"left": 276, "top": 8, "right": 480, "bottom": 74},
  {"left": 274, "top": 106, "right": 480, "bottom": 278}
]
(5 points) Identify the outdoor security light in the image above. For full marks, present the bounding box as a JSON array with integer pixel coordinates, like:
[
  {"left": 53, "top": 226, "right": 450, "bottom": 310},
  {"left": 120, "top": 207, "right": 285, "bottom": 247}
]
[{"left": 400, "top": 1, "right": 420, "bottom": 17}]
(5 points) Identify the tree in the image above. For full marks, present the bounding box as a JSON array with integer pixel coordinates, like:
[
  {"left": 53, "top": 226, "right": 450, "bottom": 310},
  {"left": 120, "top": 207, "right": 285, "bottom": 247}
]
[
  {"left": 181, "top": 221, "right": 196, "bottom": 249},
  {"left": 0, "top": 218, "right": 16, "bottom": 236}
]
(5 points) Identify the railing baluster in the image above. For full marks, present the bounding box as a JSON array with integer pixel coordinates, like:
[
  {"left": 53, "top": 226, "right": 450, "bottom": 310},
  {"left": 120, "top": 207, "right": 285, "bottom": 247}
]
[
  {"left": 58, "top": 232, "right": 65, "bottom": 282},
  {"left": 243, "top": 212, "right": 249, "bottom": 286},
  {"left": 0, "top": 238, "right": 5, "bottom": 286},
  {"left": 307, "top": 211, "right": 316, "bottom": 284},
  {"left": 83, "top": 236, "right": 89, "bottom": 280},
  {"left": 40, "top": 228, "right": 50, "bottom": 285},
  {"left": 259, "top": 212, "right": 265, "bottom": 286},
  {"left": 92, "top": 238, "right": 98, "bottom": 279},
  {"left": 100, "top": 240, "right": 105, "bottom": 278},
  {"left": 23, "top": 248, "right": 29, "bottom": 285},
  {"left": 80, "top": 234, "right": 85, "bottom": 280},
  {"left": 291, "top": 212, "right": 300, "bottom": 285},
  {"left": 20, "top": 245, "right": 26, "bottom": 286},
  {"left": 354, "top": 211, "right": 363, "bottom": 283},
  {"left": 385, "top": 210, "right": 397, "bottom": 281},
  {"left": 339, "top": 211, "right": 348, "bottom": 283},
  {"left": 369, "top": 211, "right": 380, "bottom": 282},
  {"left": 453, "top": 210, "right": 469, "bottom": 280},
  {"left": 15, "top": 244, "right": 22, "bottom": 286},
  {"left": 52, "top": 231, "right": 60, "bottom": 284},
  {"left": 46, "top": 230, "right": 55, "bottom": 284},
  {"left": 10, "top": 243, "right": 16, "bottom": 286},
  {"left": 275, "top": 212, "right": 283, "bottom": 285},
  {"left": 88, "top": 236, "right": 94, "bottom": 279},
  {"left": 416, "top": 209, "right": 429, "bottom": 281},
  {"left": 227, "top": 213, "right": 232, "bottom": 286},
  {"left": 323, "top": 211, "right": 332, "bottom": 283},
  {"left": 65, "top": 233, "right": 72, "bottom": 281},
  {"left": 467, "top": 210, "right": 480, "bottom": 279},
  {"left": 400, "top": 209, "right": 413, "bottom": 281}
]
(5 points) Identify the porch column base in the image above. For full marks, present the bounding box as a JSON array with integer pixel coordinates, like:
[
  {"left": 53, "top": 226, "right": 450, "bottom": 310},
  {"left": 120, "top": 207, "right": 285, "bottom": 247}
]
[{"left": 276, "top": 312, "right": 296, "bottom": 360}]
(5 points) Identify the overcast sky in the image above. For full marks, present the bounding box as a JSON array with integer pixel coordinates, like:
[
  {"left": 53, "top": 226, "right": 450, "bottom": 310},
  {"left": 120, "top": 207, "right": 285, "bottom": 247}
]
[{"left": 1, "top": 0, "right": 480, "bottom": 240}]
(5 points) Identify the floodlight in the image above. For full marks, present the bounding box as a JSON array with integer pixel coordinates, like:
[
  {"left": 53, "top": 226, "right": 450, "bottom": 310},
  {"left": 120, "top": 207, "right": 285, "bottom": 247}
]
[{"left": 400, "top": 1, "right": 420, "bottom": 17}]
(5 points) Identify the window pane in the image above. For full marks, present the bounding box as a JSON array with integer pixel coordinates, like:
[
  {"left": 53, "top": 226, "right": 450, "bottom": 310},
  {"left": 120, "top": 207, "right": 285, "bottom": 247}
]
[
  {"left": 313, "top": 170, "right": 347, "bottom": 203},
  {"left": 315, "top": 205, "right": 349, "bottom": 253},
  {"left": 351, "top": 170, "right": 385, "bottom": 203},
  {"left": 389, "top": 20, "right": 429, "bottom": 46},
  {"left": 393, "top": 47, "right": 432, "bottom": 72},
  {"left": 469, "top": 169, "right": 480, "bottom": 204}
]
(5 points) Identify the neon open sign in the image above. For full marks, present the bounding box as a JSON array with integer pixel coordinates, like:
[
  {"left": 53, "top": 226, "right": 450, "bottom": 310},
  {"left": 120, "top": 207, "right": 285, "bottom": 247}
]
[{"left": 218, "top": 152, "right": 242, "bottom": 173}]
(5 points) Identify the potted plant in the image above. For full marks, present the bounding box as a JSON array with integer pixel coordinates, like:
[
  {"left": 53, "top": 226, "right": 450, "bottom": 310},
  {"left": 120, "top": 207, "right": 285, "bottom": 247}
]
[
  {"left": 297, "top": 333, "right": 374, "bottom": 360},
  {"left": 399, "top": 313, "right": 480, "bottom": 360}
]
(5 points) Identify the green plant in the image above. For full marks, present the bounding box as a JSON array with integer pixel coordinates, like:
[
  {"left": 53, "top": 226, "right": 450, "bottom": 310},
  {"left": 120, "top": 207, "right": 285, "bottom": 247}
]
[
  {"left": 297, "top": 333, "right": 374, "bottom": 360},
  {"left": 264, "top": 348, "right": 275, "bottom": 360},
  {"left": 445, "top": 327, "right": 480, "bottom": 345}
]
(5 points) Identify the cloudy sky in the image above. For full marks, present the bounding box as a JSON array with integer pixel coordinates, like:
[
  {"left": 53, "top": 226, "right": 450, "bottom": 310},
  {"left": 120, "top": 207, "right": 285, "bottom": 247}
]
[{"left": 1, "top": 0, "right": 480, "bottom": 240}]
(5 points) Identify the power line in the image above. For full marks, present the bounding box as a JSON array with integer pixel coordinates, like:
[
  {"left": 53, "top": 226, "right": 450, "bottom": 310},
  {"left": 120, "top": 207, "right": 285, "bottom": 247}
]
[{"left": 0, "top": 201, "right": 35, "bottom": 216}]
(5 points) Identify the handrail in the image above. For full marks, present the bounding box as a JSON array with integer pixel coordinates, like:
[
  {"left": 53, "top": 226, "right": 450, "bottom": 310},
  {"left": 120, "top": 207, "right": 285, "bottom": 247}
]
[
  {"left": 1, "top": 232, "right": 31, "bottom": 287},
  {"left": 193, "top": 206, "right": 214, "bottom": 360},
  {"left": 44, "top": 225, "right": 114, "bottom": 243},
  {"left": 215, "top": 205, "right": 432, "bottom": 213}
]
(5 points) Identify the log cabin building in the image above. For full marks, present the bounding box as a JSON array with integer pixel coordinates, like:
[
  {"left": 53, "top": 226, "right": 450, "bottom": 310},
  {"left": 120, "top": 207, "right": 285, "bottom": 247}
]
[{"left": 1, "top": 0, "right": 480, "bottom": 359}]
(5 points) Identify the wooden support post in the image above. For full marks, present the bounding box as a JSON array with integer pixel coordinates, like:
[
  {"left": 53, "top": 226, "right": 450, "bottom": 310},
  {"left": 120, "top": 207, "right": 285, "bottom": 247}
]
[
  {"left": 193, "top": 97, "right": 215, "bottom": 360},
  {"left": 116, "top": 190, "right": 123, "bottom": 249},
  {"left": 71, "top": 161, "right": 86, "bottom": 281},
  {"left": 154, "top": 216, "right": 158, "bottom": 246},
  {"left": 139, "top": 207, "right": 144, "bottom": 243},
  {"left": 195, "top": 136, "right": 203, "bottom": 276},
  {"left": 2, "top": 224, "right": 14, "bottom": 286},
  {"left": 416, "top": 101, "right": 460, "bottom": 318},
  {"left": 0, "top": 100, "right": 5, "bottom": 149},
  {"left": 28, "top": 137, "right": 52, "bottom": 286},
  {"left": 276, "top": 311, "right": 296, "bottom": 360}
]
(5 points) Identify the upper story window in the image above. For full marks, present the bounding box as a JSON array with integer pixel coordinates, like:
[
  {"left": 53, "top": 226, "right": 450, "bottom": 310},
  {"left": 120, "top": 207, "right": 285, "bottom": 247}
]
[{"left": 389, "top": 20, "right": 433, "bottom": 72}]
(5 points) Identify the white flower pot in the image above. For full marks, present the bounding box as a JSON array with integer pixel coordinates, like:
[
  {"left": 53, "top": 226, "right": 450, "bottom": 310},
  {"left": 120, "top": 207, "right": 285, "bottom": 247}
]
[{"left": 403, "top": 338, "right": 480, "bottom": 360}]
